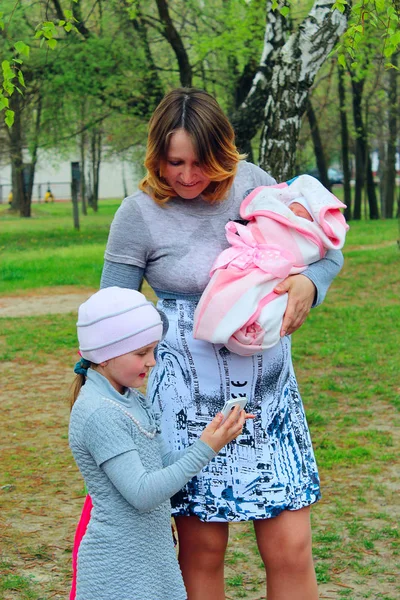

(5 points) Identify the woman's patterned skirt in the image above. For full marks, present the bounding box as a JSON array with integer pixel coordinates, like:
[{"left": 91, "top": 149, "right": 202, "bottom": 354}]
[{"left": 148, "top": 298, "right": 320, "bottom": 522}]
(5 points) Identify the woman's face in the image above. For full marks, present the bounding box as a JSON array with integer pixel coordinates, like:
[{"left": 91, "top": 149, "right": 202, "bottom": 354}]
[{"left": 162, "top": 129, "right": 211, "bottom": 199}]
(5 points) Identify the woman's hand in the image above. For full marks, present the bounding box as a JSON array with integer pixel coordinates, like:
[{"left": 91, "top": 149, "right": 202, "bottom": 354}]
[
  {"left": 274, "top": 274, "right": 316, "bottom": 337},
  {"left": 200, "top": 406, "right": 254, "bottom": 453}
]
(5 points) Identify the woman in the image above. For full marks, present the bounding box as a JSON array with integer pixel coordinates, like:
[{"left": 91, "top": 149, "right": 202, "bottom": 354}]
[{"left": 100, "top": 88, "right": 343, "bottom": 600}]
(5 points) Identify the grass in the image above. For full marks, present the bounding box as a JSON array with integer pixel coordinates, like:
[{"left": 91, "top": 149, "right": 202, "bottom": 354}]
[
  {"left": 0, "top": 200, "right": 121, "bottom": 292},
  {"left": 1, "top": 201, "right": 399, "bottom": 599}
]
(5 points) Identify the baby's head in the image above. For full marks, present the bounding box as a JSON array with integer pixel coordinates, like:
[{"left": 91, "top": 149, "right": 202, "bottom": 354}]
[
  {"left": 288, "top": 197, "right": 313, "bottom": 221},
  {"left": 73, "top": 287, "right": 168, "bottom": 397}
]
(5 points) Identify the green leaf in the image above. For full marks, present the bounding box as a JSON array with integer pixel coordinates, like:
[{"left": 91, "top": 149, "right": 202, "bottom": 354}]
[
  {"left": 332, "top": 1, "right": 346, "bottom": 12},
  {"left": 58, "top": 20, "right": 66, "bottom": 26},
  {"left": 14, "top": 41, "right": 30, "bottom": 57},
  {"left": 64, "top": 9, "right": 77, "bottom": 21},
  {"left": 338, "top": 54, "right": 346, "bottom": 68},
  {"left": 64, "top": 22, "right": 72, "bottom": 32},
  {"left": 18, "top": 70, "right": 25, "bottom": 87},
  {"left": 0, "top": 95, "right": 9, "bottom": 110},
  {"left": 280, "top": 6, "right": 290, "bottom": 18},
  {"left": 2, "top": 60, "right": 13, "bottom": 80},
  {"left": 47, "top": 38, "right": 57, "bottom": 50},
  {"left": 3, "top": 81, "right": 14, "bottom": 94},
  {"left": 5, "top": 109, "right": 14, "bottom": 127}
]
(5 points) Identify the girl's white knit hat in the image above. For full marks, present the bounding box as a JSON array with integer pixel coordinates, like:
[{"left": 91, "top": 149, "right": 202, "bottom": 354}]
[{"left": 77, "top": 287, "right": 167, "bottom": 363}]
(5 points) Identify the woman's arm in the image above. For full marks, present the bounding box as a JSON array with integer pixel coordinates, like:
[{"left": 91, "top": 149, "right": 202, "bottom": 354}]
[
  {"left": 100, "top": 260, "right": 144, "bottom": 291},
  {"left": 302, "top": 249, "right": 344, "bottom": 307},
  {"left": 274, "top": 249, "right": 344, "bottom": 336}
]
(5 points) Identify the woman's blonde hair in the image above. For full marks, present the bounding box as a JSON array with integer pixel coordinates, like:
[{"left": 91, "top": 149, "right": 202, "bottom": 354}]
[{"left": 139, "top": 88, "right": 245, "bottom": 205}]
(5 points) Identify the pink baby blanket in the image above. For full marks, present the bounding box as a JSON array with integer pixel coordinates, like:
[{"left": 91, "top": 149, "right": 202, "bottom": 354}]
[{"left": 193, "top": 175, "right": 348, "bottom": 356}]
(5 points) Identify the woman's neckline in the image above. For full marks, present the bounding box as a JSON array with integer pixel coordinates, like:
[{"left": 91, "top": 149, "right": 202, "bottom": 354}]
[{"left": 166, "top": 191, "right": 235, "bottom": 216}]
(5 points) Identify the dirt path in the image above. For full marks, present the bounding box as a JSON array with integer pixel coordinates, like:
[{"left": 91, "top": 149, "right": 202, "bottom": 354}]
[{"left": 0, "top": 286, "right": 96, "bottom": 317}]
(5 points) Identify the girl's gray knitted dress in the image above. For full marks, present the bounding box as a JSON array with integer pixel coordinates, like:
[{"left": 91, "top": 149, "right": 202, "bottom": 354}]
[{"left": 69, "top": 369, "right": 215, "bottom": 599}]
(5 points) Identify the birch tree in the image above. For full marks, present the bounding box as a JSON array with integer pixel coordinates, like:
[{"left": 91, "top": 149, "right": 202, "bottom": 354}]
[{"left": 232, "top": 1, "right": 349, "bottom": 180}]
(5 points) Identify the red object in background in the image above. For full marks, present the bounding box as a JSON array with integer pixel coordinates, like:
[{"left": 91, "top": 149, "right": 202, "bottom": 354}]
[{"left": 70, "top": 495, "right": 93, "bottom": 600}]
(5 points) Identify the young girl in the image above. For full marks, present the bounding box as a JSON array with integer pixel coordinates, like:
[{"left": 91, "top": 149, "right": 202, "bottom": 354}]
[{"left": 69, "top": 286, "right": 249, "bottom": 600}]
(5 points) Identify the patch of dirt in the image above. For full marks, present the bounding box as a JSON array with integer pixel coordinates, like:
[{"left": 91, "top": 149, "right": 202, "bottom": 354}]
[{"left": 0, "top": 286, "right": 96, "bottom": 317}]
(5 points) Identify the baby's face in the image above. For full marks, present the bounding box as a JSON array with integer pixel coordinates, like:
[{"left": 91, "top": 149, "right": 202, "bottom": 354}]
[{"left": 289, "top": 202, "right": 313, "bottom": 221}]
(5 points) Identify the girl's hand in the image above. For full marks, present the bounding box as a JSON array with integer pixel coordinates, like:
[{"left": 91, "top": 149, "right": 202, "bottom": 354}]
[
  {"left": 274, "top": 274, "right": 316, "bottom": 337},
  {"left": 200, "top": 406, "right": 254, "bottom": 453}
]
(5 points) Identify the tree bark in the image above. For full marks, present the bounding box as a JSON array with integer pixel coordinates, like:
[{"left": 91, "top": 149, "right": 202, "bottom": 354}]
[
  {"left": 306, "top": 97, "right": 330, "bottom": 190},
  {"left": 350, "top": 76, "right": 379, "bottom": 219},
  {"left": 337, "top": 62, "right": 352, "bottom": 220},
  {"left": 80, "top": 102, "right": 88, "bottom": 216},
  {"left": 258, "top": 1, "right": 349, "bottom": 180},
  {"left": 383, "top": 53, "right": 398, "bottom": 218},
  {"left": 351, "top": 77, "right": 364, "bottom": 220},
  {"left": 90, "top": 128, "right": 102, "bottom": 212},
  {"left": 155, "top": 0, "right": 192, "bottom": 87},
  {"left": 230, "top": 1, "right": 291, "bottom": 154},
  {"left": 26, "top": 94, "right": 42, "bottom": 208},
  {"left": 7, "top": 92, "right": 27, "bottom": 215},
  {"left": 80, "top": 130, "right": 87, "bottom": 216}
]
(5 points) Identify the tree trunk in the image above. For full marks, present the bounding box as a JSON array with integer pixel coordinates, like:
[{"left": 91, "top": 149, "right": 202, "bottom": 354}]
[
  {"left": 71, "top": 179, "right": 80, "bottom": 230},
  {"left": 80, "top": 127, "right": 88, "bottom": 216},
  {"left": 71, "top": 162, "right": 80, "bottom": 230},
  {"left": 90, "top": 129, "right": 102, "bottom": 212},
  {"left": 258, "top": 1, "right": 349, "bottom": 180},
  {"left": 25, "top": 95, "right": 43, "bottom": 208},
  {"left": 337, "top": 62, "right": 352, "bottom": 220},
  {"left": 383, "top": 53, "right": 398, "bottom": 218},
  {"left": 351, "top": 77, "right": 364, "bottom": 220},
  {"left": 155, "top": 0, "right": 192, "bottom": 87},
  {"left": 377, "top": 129, "right": 386, "bottom": 216},
  {"left": 230, "top": 1, "right": 291, "bottom": 154},
  {"left": 306, "top": 97, "right": 330, "bottom": 190},
  {"left": 365, "top": 153, "right": 379, "bottom": 219},
  {"left": 350, "top": 75, "right": 379, "bottom": 219},
  {"left": 8, "top": 93, "right": 27, "bottom": 215}
]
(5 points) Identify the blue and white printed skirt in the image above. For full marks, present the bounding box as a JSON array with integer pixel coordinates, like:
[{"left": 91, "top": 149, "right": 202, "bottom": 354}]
[{"left": 148, "top": 298, "right": 320, "bottom": 522}]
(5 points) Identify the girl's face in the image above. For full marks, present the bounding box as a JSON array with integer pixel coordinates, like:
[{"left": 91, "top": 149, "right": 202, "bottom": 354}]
[
  {"left": 162, "top": 129, "right": 211, "bottom": 199},
  {"left": 100, "top": 342, "right": 158, "bottom": 394}
]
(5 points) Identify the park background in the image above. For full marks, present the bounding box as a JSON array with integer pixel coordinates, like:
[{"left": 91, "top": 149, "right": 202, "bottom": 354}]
[{"left": 1, "top": 1, "right": 399, "bottom": 599}]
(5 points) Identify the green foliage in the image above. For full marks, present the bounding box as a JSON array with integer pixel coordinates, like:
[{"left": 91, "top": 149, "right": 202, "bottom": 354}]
[{"left": 333, "top": 0, "right": 400, "bottom": 68}]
